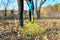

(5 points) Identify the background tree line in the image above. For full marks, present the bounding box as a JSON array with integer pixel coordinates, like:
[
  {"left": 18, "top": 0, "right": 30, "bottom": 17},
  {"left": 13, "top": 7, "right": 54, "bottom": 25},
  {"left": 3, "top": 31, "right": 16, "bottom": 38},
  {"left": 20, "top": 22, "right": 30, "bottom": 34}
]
[
  {"left": 23, "top": 3, "right": 60, "bottom": 19},
  {"left": 43, "top": 3, "right": 60, "bottom": 18}
]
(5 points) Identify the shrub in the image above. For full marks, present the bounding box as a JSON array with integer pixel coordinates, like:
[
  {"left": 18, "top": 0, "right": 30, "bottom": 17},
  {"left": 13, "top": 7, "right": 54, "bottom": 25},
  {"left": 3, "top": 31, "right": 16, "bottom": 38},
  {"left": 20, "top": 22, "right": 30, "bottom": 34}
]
[{"left": 18, "top": 22, "right": 46, "bottom": 40}]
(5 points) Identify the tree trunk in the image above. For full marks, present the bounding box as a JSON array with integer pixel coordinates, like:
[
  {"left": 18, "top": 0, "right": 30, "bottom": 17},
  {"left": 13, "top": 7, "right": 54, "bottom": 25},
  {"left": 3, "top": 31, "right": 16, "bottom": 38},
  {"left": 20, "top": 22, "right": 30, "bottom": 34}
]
[
  {"left": 37, "top": 6, "right": 41, "bottom": 19},
  {"left": 5, "top": 8, "right": 7, "bottom": 17},
  {"left": 28, "top": 0, "right": 34, "bottom": 22},
  {"left": 29, "top": 10, "right": 31, "bottom": 21},
  {"left": 35, "top": 0, "right": 40, "bottom": 19},
  {"left": 17, "top": 0, "right": 24, "bottom": 27},
  {"left": 37, "top": 0, "right": 46, "bottom": 19},
  {"left": 4, "top": 8, "right": 7, "bottom": 20},
  {"left": 36, "top": 0, "right": 40, "bottom": 19}
]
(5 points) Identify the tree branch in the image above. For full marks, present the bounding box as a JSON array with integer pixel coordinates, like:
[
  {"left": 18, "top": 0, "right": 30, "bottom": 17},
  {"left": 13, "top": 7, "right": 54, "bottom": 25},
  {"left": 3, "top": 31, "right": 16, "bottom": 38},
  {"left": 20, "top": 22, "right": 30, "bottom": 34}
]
[{"left": 1, "top": 0, "right": 15, "bottom": 9}]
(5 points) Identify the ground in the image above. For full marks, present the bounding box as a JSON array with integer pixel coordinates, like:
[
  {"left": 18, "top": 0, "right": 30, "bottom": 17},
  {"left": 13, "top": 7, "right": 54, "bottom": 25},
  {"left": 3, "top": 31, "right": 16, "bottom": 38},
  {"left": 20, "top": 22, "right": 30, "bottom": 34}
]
[{"left": 0, "top": 19, "right": 60, "bottom": 40}]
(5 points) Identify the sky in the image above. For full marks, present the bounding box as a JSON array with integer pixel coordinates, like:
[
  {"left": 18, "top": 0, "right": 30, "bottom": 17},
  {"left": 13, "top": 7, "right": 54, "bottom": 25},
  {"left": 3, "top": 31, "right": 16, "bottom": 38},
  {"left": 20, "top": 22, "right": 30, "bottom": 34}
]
[{"left": 0, "top": 0, "right": 60, "bottom": 10}]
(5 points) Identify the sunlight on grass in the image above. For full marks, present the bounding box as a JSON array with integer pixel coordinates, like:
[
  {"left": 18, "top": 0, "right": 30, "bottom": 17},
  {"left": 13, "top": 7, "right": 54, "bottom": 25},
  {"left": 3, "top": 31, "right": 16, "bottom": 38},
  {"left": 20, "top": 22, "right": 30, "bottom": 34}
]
[
  {"left": 18, "top": 22, "right": 47, "bottom": 40},
  {"left": 18, "top": 22, "right": 45, "bottom": 36},
  {"left": 24, "top": 22, "right": 40, "bottom": 34},
  {"left": 24, "top": 22, "right": 45, "bottom": 33}
]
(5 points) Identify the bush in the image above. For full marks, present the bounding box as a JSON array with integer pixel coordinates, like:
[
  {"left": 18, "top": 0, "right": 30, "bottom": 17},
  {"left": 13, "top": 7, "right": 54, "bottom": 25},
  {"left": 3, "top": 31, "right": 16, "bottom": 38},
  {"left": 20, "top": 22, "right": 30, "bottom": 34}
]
[{"left": 18, "top": 22, "right": 46, "bottom": 40}]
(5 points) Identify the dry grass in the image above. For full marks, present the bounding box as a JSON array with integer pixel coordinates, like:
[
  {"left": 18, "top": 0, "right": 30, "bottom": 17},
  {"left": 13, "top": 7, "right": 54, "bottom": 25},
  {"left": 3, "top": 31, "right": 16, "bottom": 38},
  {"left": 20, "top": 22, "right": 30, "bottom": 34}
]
[{"left": 0, "top": 19, "right": 60, "bottom": 40}]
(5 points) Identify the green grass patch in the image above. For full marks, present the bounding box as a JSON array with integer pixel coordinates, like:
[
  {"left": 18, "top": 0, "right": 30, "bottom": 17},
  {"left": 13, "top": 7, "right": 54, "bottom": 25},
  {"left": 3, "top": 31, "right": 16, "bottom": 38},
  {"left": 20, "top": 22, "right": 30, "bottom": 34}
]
[{"left": 19, "top": 22, "right": 45, "bottom": 36}]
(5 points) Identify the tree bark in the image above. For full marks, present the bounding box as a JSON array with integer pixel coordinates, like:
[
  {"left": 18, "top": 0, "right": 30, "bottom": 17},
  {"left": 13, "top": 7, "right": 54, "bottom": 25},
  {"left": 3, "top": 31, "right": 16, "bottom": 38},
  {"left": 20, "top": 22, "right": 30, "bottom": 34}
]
[
  {"left": 37, "top": 5, "right": 41, "bottom": 19},
  {"left": 37, "top": 0, "right": 46, "bottom": 19},
  {"left": 4, "top": 8, "right": 7, "bottom": 20},
  {"left": 29, "top": 10, "right": 31, "bottom": 21},
  {"left": 17, "top": 0, "right": 24, "bottom": 27},
  {"left": 4, "top": 8, "right": 7, "bottom": 17}
]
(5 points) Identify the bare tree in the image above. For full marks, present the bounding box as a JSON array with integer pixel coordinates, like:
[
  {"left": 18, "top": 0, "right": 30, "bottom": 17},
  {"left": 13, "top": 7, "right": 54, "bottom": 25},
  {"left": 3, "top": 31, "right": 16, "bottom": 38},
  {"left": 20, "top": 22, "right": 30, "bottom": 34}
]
[
  {"left": 36, "top": 0, "right": 57, "bottom": 19},
  {"left": 36, "top": 0, "right": 46, "bottom": 19},
  {"left": 1, "top": 0, "right": 15, "bottom": 17}
]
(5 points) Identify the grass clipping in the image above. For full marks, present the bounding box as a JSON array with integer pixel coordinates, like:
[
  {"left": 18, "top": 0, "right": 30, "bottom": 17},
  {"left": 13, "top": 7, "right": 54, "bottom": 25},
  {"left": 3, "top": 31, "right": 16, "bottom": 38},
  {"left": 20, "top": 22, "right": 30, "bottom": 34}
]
[{"left": 19, "top": 22, "right": 45, "bottom": 36}]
